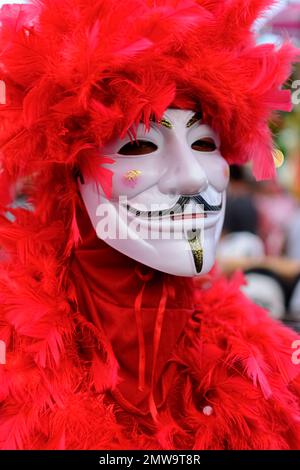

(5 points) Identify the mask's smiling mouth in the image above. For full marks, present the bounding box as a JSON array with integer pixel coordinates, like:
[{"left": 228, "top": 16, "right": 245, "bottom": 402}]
[{"left": 126, "top": 194, "right": 223, "bottom": 220}]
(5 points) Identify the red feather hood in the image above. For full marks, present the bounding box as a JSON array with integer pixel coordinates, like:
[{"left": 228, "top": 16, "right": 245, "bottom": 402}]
[
  {"left": 0, "top": 0, "right": 298, "bottom": 187},
  {"left": 0, "top": 0, "right": 298, "bottom": 258}
]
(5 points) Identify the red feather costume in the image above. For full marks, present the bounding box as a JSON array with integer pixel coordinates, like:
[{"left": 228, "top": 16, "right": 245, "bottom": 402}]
[{"left": 0, "top": 0, "right": 300, "bottom": 450}]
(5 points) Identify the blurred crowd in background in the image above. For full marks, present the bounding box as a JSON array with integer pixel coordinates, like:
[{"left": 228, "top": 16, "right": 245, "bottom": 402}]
[
  {"left": 1, "top": 1, "right": 300, "bottom": 329},
  {"left": 218, "top": 0, "right": 300, "bottom": 329}
]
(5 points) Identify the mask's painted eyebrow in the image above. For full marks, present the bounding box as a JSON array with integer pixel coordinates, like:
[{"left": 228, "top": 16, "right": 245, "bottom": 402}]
[
  {"left": 149, "top": 111, "right": 202, "bottom": 130},
  {"left": 149, "top": 116, "right": 173, "bottom": 129},
  {"left": 186, "top": 111, "right": 203, "bottom": 128}
]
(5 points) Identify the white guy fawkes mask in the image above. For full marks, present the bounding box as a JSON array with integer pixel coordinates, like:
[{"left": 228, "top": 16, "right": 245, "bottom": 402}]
[{"left": 79, "top": 108, "right": 230, "bottom": 277}]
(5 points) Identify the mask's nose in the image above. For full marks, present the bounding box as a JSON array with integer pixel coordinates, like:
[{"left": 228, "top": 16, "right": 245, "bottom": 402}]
[{"left": 158, "top": 140, "right": 209, "bottom": 196}]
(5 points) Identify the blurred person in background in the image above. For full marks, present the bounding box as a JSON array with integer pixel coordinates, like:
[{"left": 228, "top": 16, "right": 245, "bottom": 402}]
[{"left": 223, "top": 165, "right": 259, "bottom": 236}]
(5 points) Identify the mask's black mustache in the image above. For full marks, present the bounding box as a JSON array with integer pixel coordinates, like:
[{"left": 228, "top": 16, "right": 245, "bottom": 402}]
[
  {"left": 193, "top": 194, "right": 222, "bottom": 212},
  {"left": 127, "top": 195, "right": 222, "bottom": 218}
]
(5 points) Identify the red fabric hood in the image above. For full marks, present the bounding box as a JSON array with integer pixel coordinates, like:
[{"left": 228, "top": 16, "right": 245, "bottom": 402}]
[{"left": 70, "top": 206, "right": 195, "bottom": 419}]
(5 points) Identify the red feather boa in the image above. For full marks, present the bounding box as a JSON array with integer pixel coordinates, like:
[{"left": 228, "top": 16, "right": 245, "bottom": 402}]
[{"left": 0, "top": 207, "right": 300, "bottom": 450}]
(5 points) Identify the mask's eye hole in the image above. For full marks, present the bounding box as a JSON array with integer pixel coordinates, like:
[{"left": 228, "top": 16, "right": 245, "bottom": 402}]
[
  {"left": 191, "top": 137, "right": 216, "bottom": 152},
  {"left": 118, "top": 140, "right": 158, "bottom": 155}
]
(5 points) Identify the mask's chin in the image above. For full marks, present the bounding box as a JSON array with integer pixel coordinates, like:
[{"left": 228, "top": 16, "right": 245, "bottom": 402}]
[{"left": 79, "top": 183, "right": 226, "bottom": 277}]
